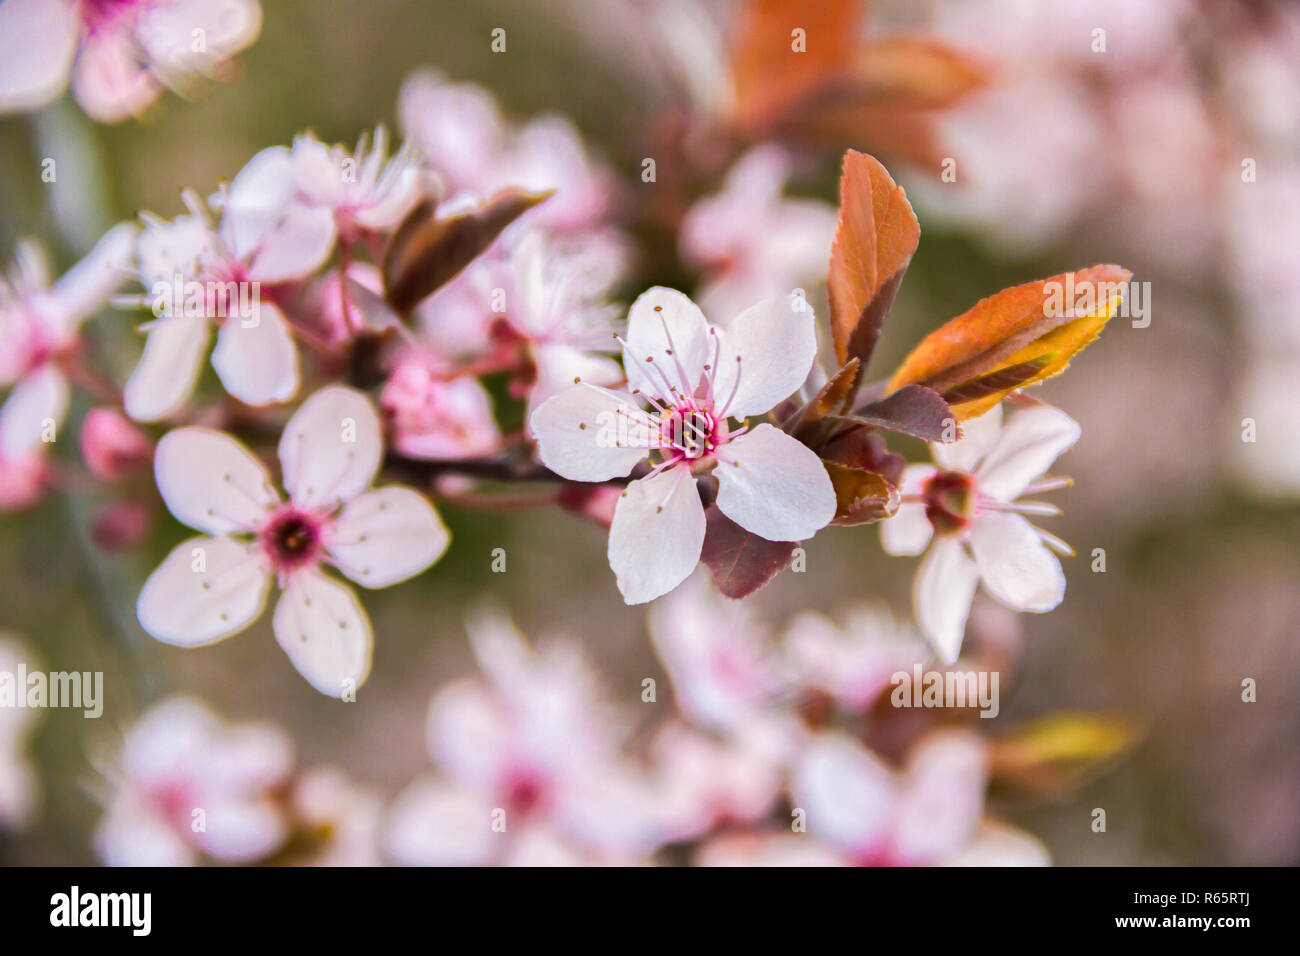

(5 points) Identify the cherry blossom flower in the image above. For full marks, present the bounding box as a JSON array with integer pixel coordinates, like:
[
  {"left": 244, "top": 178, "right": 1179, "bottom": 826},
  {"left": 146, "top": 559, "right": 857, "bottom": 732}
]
[
  {"left": 0, "top": 0, "right": 262, "bottom": 122},
  {"left": 791, "top": 730, "right": 1049, "bottom": 866},
  {"left": 93, "top": 695, "right": 292, "bottom": 866},
  {"left": 680, "top": 145, "right": 837, "bottom": 323},
  {"left": 398, "top": 69, "right": 616, "bottom": 235},
  {"left": 0, "top": 225, "right": 136, "bottom": 507},
  {"left": 123, "top": 176, "right": 335, "bottom": 421},
  {"left": 0, "top": 633, "right": 41, "bottom": 829},
  {"left": 881, "top": 402, "right": 1081, "bottom": 662},
  {"left": 136, "top": 386, "right": 450, "bottom": 697},
  {"left": 530, "top": 288, "right": 837, "bottom": 604},
  {"left": 782, "top": 606, "right": 934, "bottom": 713},
  {"left": 383, "top": 612, "right": 668, "bottom": 865}
]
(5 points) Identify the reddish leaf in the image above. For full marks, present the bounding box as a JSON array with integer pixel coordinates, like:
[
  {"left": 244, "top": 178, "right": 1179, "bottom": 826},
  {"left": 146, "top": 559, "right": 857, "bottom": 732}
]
[
  {"left": 855, "top": 384, "right": 953, "bottom": 441},
  {"left": 781, "top": 358, "right": 860, "bottom": 446},
  {"left": 383, "top": 189, "right": 551, "bottom": 315},
  {"left": 823, "top": 427, "right": 905, "bottom": 486},
  {"left": 828, "top": 151, "right": 920, "bottom": 378},
  {"left": 700, "top": 506, "right": 799, "bottom": 599},
  {"left": 854, "top": 35, "right": 990, "bottom": 110}
]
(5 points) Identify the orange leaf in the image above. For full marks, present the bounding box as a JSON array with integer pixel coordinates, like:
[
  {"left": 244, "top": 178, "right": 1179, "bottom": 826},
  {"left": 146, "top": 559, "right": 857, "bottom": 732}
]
[
  {"left": 888, "top": 264, "right": 1132, "bottom": 419},
  {"left": 729, "top": 0, "right": 862, "bottom": 133},
  {"left": 854, "top": 35, "right": 990, "bottom": 110},
  {"left": 828, "top": 150, "right": 920, "bottom": 374}
]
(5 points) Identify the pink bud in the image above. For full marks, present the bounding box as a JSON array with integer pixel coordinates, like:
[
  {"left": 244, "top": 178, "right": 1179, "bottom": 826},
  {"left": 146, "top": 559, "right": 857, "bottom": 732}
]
[
  {"left": 381, "top": 359, "right": 502, "bottom": 460},
  {"left": 557, "top": 483, "right": 621, "bottom": 528},
  {"left": 91, "top": 500, "right": 153, "bottom": 552},
  {"left": 0, "top": 454, "right": 48, "bottom": 512},
  {"left": 81, "top": 408, "right": 152, "bottom": 481}
]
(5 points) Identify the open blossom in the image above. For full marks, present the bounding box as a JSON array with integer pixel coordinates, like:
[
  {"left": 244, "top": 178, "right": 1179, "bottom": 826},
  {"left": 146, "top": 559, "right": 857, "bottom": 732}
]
[
  {"left": 123, "top": 173, "right": 335, "bottom": 421},
  {"left": 93, "top": 696, "right": 292, "bottom": 866},
  {"left": 136, "top": 386, "right": 450, "bottom": 697},
  {"left": 782, "top": 606, "right": 934, "bottom": 713},
  {"left": 680, "top": 145, "right": 837, "bottom": 323},
  {"left": 0, "top": 0, "right": 262, "bottom": 122},
  {"left": 399, "top": 69, "right": 616, "bottom": 235},
  {"left": 0, "top": 634, "right": 41, "bottom": 828},
  {"left": 791, "top": 730, "right": 1048, "bottom": 867},
  {"left": 384, "top": 613, "right": 667, "bottom": 865},
  {"left": 0, "top": 226, "right": 136, "bottom": 507},
  {"left": 530, "top": 288, "right": 837, "bottom": 604},
  {"left": 881, "top": 402, "right": 1081, "bottom": 662}
]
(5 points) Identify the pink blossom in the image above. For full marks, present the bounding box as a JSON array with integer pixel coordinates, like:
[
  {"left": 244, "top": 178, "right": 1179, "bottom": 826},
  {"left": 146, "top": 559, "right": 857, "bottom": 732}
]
[
  {"left": 680, "top": 145, "right": 837, "bottom": 323},
  {"left": 93, "top": 696, "right": 292, "bottom": 866},
  {"left": 0, "top": 0, "right": 262, "bottom": 123},
  {"left": 881, "top": 402, "right": 1080, "bottom": 661},
  {"left": 530, "top": 288, "right": 836, "bottom": 604},
  {"left": 381, "top": 358, "right": 502, "bottom": 461},
  {"left": 136, "top": 386, "right": 450, "bottom": 697},
  {"left": 383, "top": 612, "right": 668, "bottom": 865}
]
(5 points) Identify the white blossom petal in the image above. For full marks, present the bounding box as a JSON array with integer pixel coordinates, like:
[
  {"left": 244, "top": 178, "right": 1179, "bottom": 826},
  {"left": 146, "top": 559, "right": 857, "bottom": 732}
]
[
  {"left": 944, "top": 822, "right": 1051, "bottom": 866},
  {"left": 711, "top": 295, "right": 818, "bottom": 419},
  {"left": 0, "top": 366, "right": 68, "bottom": 461},
  {"left": 0, "top": 0, "right": 78, "bottom": 114},
  {"left": 44, "top": 222, "right": 137, "bottom": 335},
  {"left": 278, "top": 385, "right": 384, "bottom": 509},
  {"left": 623, "top": 287, "right": 712, "bottom": 400},
  {"left": 273, "top": 569, "right": 373, "bottom": 697},
  {"left": 95, "top": 798, "right": 197, "bottom": 867},
  {"left": 714, "top": 423, "right": 836, "bottom": 541},
  {"left": 968, "top": 512, "right": 1066, "bottom": 613},
  {"left": 975, "top": 404, "right": 1081, "bottom": 501},
  {"left": 932, "top": 402, "right": 1002, "bottom": 472},
  {"left": 382, "top": 777, "right": 495, "bottom": 866},
  {"left": 326, "top": 486, "right": 450, "bottom": 589},
  {"left": 154, "top": 427, "right": 276, "bottom": 534},
  {"left": 913, "top": 536, "right": 980, "bottom": 663},
  {"left": 892, "top": 731, "right": 988, "bottom": 864},
  {"left": 211, "top": 301, "right": 300, "bottom": 408},
  {"left": 880, "top": 465, "right": 937, "bottom": 556},
  {"left": 192, "top": 795, "right": 288, "bottom": 862},
  {"left": 608, "top": 466, "right": 705, "bottom": 605},
  {"left": 220, "top": 146, "right": 298, "bottom": 260},
  {"left": 245, "top": 203, "right": 337, "bottom": 283},
  {"left": 792, "top": 733, "right": 896, "bottom": 857},
  {"left": 137, "top": 536, "right": 271, "bottom": 647},
  {"left": 123, "top": 316, "right": 211, "bottom": 422},
  {"left": 529, "top": 384, "right": 652, "bottom": 481}
]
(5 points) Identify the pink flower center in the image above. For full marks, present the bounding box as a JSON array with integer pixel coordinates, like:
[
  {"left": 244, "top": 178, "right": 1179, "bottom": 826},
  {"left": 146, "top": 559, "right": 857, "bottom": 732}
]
[
  {"left": 78, "top": 0, "right": 148, "bottom": 35},
  {"left": 259, "top": 507, "right": 325, "bottom": 573},
  {"left": 922, "top": 470, "right": 976, "bottom": 535}
]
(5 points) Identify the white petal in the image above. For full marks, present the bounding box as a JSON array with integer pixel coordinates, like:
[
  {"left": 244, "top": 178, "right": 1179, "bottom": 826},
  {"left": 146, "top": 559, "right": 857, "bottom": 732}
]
[
  {"left": 529, "top": 384, "right": 651, "bottom": 481},
  {"left": 968, "top": 512, "right": 1065, "bottom": 613},
  {"left": 44, "top": 222, "right": 137, "bottom": 335},
  {"left": 0, "top": 366, "right": 68, "bottom": 460},
  {"left": 623, "top": 287, "right": 712, "bottom": 400},
  {"left": 220, "top": 146, "right": 298, "bottom": 260},
  {"left": 154, "top": 427, "right": 276, "bottom": 534},
  {"left": 211, "top": 301, "right": 300, "bottom": 407},
  {"left": 0, "top": 0, "right": 77, "bottom": 114},
  {"left": 711, "top": 295, "right": 818, "bottom": 419},
  {"left": 792, "top": 732, "right": 896, "bottom": 856},
  {"left": 913, "top": 536, "right": 979, "bottom": 663},
  {"left": 193, "top": 795, "right": 288, "bottom": 863},
  {"left": 278, "top": 385, "right": 383, "bottom": 509},
  {"left": 608, "top": 466, "right": 705, "bottom": 605},
  {"left": 273, "top": 570, "right": 373, "bottom": 697},
  {"left": 879, "top": 465, "right": 937, "bottom": 556},
  {"left": 135, "top": 215, "right": 221, "bottom": 290},
  {"left": 714, "top": 423, "right": 836, "bottom": 541},
  {"left": 71, "top": 31, "right": 159, "bottom": 123},
  {"left": 932, "top": 402, "right": 1002, "bottom": 472},
  {"left": 944, "top": 821, "right": 1051, "bottom": 866},
  {"left": 245, "top": 203, "right": 337, "bottom": 283},
  {"left": 137, "top": 536, "right": 271, "bottom": 647},
  {"left": 975, "top": 404, "right": 1081, "bottom": 501},
  {"left": 892, "top": 731, "right": 988, "bottom": 864},
  {"left": 382, "top": 777, "right": 495, "bottom": 866},
  {"left": 123, "top": 316, "right": 211, "bottom": 422},
  {"left": 529, "top": 343, "right": 624, "bottom": 413},
  {"left": 325, "top": 486, "right": 450, "bottom": 588},
  {"left": 95, "top": 798, "right": 197, "bottom": 867}
]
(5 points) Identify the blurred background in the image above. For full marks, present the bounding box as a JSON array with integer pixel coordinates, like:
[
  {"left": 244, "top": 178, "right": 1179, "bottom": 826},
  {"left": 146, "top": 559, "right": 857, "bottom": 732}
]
[{"left": 0, "top": 0, "right": 1297, "bottom": 865}]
